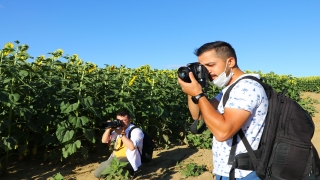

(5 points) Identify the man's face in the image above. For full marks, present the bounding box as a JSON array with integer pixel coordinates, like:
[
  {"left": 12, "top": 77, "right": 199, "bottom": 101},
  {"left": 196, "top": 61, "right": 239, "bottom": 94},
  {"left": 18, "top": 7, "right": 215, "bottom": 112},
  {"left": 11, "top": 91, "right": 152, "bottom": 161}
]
[
  {"left": 116, "top": 115, "right": 131, "bottom": 128},
  {"left": 198, "top": 49, "right": 228, "bottom": 81}
]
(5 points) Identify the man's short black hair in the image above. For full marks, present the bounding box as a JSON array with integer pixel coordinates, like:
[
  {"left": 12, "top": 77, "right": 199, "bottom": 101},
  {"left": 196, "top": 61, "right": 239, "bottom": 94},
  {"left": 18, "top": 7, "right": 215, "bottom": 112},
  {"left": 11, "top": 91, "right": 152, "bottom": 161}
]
[
  {"left": 194, "top": 41, "right": 237, "bottom": 62},
  {"left": 116, "top": 109, "right": 132, "bottom": 119}
]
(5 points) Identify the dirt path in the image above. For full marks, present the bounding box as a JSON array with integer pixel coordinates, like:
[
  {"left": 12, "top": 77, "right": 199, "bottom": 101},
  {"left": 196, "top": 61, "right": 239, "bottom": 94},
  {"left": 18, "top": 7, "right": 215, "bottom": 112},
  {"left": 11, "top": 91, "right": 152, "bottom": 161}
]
[
  {"left": 302, "top": 92, "right": 320, "bottom": 151},
  {"left": 4, "top": 92, "right": 320, "bottom": 180}
]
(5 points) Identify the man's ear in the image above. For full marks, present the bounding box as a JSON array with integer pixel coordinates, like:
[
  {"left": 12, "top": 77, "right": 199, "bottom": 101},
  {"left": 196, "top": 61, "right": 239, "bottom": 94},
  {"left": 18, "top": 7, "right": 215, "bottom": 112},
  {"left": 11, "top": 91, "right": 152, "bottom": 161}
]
[{"left": 228, "top": 57, "right": 236, "bottom": 68}]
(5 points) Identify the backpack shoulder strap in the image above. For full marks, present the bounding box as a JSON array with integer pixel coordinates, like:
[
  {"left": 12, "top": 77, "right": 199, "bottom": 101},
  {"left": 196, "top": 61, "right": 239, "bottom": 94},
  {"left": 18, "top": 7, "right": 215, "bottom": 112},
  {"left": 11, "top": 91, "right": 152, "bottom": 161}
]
[
  {"left": 128, "top": 126, "right": 138, "bottom": 139},
  {"left": 223, "top": 75, "right": 269, "bottom": 107},
  {"left": 128, "top": 126, "right": 142, "bottom": 156},
  {"left": 224, "top": 75, "right": 266, "bottom": 179}
]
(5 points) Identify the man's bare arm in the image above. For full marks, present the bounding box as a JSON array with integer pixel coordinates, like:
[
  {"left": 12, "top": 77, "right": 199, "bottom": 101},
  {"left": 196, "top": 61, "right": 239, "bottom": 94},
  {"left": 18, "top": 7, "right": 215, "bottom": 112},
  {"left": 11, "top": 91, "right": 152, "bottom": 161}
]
[
  {"left": 102, "top": 128, "right": 112, "bottom": 144},
  {"left": 188, "top": 95, "right": 219, "bottom": 120},
  {"left": 198, "top": 97, "right": 251, "bottom": 141}
]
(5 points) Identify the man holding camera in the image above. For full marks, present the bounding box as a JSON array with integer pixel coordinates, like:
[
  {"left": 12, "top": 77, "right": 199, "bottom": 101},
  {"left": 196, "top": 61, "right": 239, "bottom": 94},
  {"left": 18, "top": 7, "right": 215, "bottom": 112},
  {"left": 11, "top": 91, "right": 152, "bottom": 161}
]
[
  {"left": 93, "top": 109, "right": 144, "bottom": 179},
  {"left": 178, "top": 41, "right": 268, "bottom": 179}
]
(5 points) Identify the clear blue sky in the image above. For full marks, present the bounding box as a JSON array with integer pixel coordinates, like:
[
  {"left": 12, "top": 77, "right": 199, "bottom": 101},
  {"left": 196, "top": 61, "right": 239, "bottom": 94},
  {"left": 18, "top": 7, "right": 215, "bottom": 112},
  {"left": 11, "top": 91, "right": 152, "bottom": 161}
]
[{"left": 1, "top": 1, "right": 319, "bottom": 77}]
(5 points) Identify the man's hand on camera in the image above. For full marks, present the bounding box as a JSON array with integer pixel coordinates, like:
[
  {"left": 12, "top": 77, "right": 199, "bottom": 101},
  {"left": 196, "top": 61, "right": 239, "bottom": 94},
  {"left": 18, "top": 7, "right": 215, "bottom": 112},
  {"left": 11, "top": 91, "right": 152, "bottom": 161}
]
[
  {"left": 178, "top": 72, "right": 202, "bottom": 96},
  {"left": 114, "top": 128, "right": 123, "bottom": 135}
]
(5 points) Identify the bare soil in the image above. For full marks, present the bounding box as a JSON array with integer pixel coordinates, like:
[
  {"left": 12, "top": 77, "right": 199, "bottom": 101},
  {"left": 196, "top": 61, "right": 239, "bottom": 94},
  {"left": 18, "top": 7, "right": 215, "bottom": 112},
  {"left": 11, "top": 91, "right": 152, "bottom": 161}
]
[{"left": 3, "top": 92, "right": 320, "bottom": 180}]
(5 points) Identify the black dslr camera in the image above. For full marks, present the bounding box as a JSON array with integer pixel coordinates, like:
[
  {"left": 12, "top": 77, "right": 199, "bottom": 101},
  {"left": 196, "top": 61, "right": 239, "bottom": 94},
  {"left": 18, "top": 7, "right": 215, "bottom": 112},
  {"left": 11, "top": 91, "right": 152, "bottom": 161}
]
[
  {"left": 100, "top": 119, "right": 123, "bottom": 129},
  {"left": 178, "top": 62, "right": 211, "bottom": 88}
]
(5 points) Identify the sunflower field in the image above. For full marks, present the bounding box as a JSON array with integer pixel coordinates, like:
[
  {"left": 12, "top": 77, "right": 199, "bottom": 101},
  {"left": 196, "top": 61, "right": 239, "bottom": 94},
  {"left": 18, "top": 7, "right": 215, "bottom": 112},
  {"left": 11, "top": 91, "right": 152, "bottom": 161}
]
[{"left": 0, "top": 41, "right": 319, "bottom": 174}]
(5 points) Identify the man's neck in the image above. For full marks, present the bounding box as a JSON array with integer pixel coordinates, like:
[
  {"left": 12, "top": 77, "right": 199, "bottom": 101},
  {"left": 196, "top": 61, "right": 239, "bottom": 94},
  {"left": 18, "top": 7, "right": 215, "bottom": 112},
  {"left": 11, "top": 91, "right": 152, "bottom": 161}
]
[
  {"left": 227, "top": 68, "right": 245, "bottom": 85},
  {"left": 123, "top": 124, "right": 131, "bottom": 131}
]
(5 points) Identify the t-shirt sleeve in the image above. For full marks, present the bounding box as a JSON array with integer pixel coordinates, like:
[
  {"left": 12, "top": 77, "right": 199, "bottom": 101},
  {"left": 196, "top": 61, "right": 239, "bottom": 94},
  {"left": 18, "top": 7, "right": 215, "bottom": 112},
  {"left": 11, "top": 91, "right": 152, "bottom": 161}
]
[
  {"left": 130, "top": 128, "right": 144, "bottom": 147},
  {"left": 224, "top": 80, "right": 263, "bottom": 113}
]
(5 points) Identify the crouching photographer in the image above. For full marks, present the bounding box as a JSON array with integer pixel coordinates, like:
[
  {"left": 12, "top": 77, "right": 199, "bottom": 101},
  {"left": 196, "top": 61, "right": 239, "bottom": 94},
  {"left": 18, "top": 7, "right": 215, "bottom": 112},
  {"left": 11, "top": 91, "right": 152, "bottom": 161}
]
[{"left": 93, "top": 109, "right": 144, "bottom": 179}]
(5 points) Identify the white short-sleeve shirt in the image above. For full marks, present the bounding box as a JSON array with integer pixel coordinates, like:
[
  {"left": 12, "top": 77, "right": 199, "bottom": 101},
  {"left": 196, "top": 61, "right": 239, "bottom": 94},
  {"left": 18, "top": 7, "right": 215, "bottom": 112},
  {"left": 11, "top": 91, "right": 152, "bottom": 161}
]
[
  {"left": 212, "top": 74, "right": 269, "bottom": 178},
  {"left": 110, "top": 124, "right": 144, "bottom": 171}
]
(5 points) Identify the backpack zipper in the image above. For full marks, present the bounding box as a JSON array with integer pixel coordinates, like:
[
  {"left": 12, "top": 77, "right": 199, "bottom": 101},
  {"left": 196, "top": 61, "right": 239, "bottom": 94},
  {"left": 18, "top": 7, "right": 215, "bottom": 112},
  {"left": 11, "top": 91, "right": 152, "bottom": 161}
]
[
  {"left": 307, "top": 145, "right": 314, "bottom": 177},
  {"left": 263, "top": 93, "right": 282, "bottom": 178},
  {"left": 266, "top": 167, "right": 272, "bottom": 178},
  {"left": 266, "top": 141, "right": 279, "bottom": 178},
  {"left": 309, "top": 165, "right": 313, "bottom": 177},
  {"left": 277, "top": 137, "right": 311, "bottom": 148}
]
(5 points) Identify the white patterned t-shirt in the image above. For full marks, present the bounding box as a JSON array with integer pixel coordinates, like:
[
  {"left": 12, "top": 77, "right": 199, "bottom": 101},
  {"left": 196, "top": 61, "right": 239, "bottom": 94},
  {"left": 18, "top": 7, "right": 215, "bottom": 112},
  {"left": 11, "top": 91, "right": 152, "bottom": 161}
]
[{"left": 212, "top": 74, "right": 268, "bottom": 178}]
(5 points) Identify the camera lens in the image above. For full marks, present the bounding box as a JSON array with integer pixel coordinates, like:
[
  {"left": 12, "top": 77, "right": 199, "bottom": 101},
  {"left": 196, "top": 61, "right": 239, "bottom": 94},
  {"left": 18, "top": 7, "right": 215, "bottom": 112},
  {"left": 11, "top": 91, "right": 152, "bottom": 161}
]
[
  {"left": 178, "top": 67, "right": 191, "bottom": 83},
  {"left": 179, "top": 70, "right": 187, "bottom": 78}
]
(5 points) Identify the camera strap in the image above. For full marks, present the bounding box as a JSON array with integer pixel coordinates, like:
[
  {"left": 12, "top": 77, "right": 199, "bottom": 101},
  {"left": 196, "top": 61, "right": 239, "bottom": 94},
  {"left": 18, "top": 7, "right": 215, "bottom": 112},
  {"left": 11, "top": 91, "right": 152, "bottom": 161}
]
[
  {"left": 113, "top": 137, "right": 124, "bottom": 151},
  {"left": 190, "top": 111, "right": 207, "bottom": 134}
]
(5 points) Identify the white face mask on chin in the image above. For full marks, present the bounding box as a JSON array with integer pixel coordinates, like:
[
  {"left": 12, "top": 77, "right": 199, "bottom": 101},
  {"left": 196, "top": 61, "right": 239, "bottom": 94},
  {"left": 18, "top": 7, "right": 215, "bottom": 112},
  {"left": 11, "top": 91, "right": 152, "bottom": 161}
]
[{"left": 212, "top": 62, "right": 234, "bottom": 88}]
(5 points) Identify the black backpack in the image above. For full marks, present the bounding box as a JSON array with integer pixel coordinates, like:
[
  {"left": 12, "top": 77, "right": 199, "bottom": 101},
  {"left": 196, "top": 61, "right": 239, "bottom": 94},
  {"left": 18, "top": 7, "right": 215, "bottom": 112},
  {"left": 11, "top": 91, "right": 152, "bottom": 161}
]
[
  {"left": 128, "top": 126, "right": 155, "bottom": 163},
  {"left": 223, "top": 76, "right": 320, "bottom": 180}
]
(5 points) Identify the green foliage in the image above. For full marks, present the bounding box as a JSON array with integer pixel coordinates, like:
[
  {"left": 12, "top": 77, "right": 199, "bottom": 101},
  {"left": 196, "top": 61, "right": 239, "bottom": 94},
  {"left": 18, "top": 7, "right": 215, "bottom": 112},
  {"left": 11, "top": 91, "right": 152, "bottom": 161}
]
[
  {"left": 297, "top": 76, "right": 320, "bottom": 93},
  {"left": 50, "top": 172, "right": 64, "bottom": 180},
  {"left": 0, "top": 41, "right": 193, "bottom": 174},
  {"left": 298, "top": 96, "right": 319, "bottom": 117},
  {"left": 0, "top": 41, "right": 319, "bottom": 176},
  {"left": 245, "top": 71, "right": 318, "bottom": 116},
  {"left": 101, "top": 158, "right": 130, "bottom": 180},
  {"left": 179, "top": 162, "right": 207, "bottom": 177},
  {"left": 186, "top": 129, "right": 212, "bottom": 149}
]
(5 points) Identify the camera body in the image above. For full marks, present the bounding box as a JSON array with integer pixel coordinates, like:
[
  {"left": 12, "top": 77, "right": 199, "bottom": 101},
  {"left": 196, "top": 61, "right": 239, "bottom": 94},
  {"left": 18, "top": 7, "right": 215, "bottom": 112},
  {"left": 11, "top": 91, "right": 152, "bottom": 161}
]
[
  {"left": 100, "top": 119, "right": 123, "bottom": 129},
  {"left": 178, "top": 62, "right": 211, "bottom": 88}
]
